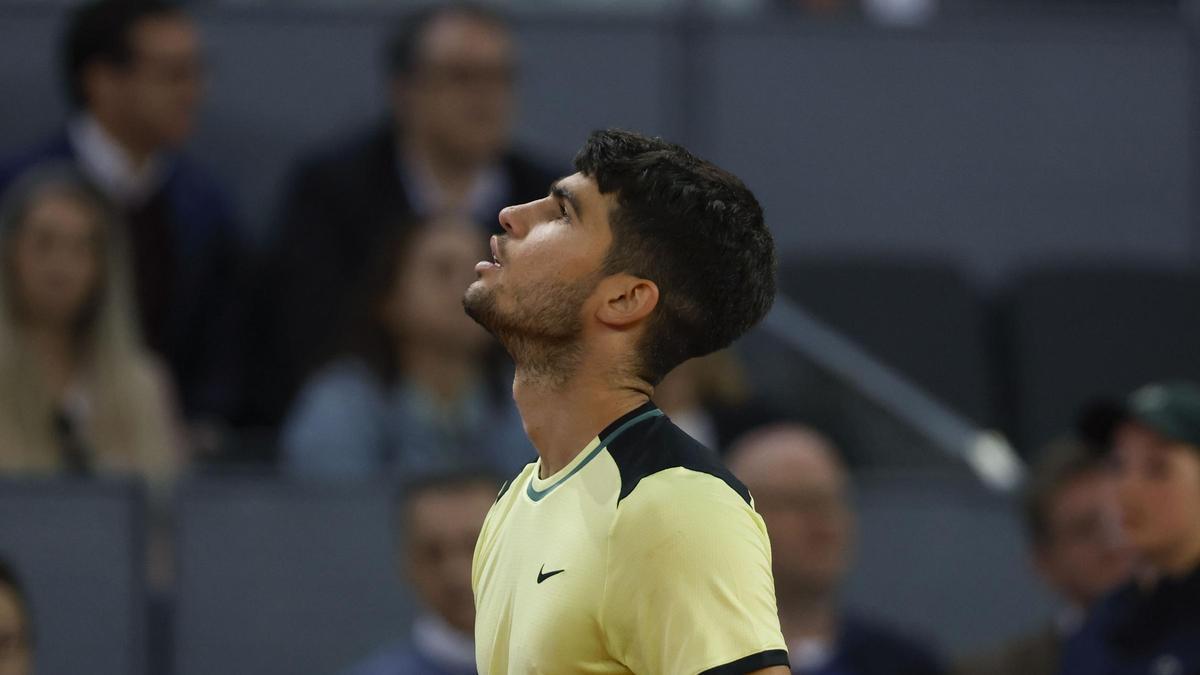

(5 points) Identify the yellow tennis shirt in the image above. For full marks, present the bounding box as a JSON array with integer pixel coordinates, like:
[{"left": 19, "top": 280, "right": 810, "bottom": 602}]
[{"left": 472, "top": 402, "right": 789, "bottom": 674}]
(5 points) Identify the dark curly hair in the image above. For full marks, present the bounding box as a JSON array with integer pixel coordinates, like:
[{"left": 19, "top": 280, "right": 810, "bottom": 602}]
[
  {"left": 573, "top": 129, "right": 776, "bottom": 385},
  {"left": 63, "top": 0, "right": 184, "bottom": 109}
]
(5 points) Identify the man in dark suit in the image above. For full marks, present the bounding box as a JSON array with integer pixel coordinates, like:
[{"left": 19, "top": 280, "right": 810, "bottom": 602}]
[
  {"left": 250, "top": 3, "right": 556, "bottom": 427},
  {"left": 0, "top": 0, "right": 245, "bottom": 426}
]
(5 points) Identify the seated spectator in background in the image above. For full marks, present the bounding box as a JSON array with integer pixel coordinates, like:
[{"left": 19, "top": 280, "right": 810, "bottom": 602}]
[
  {"left": 345, "top": 471, "right": 496, "bottom": 675},
  {"left": 0, "top": 166, "right": 182, "bottom": 486},
  {"left": 655, "top": 348, "right": 782, "bottom": 454},
  {"left": 283, "top": 218, "right": 531, "bottom": 481},
  {"left": 956, "top": 438, "right": 1131, "bottom": 675},
  {"left": 252, "top": 2, "right": 557, "bottom": 426},
  {"left": 0, "top": 558, "right": 32, "bottom": 675},
  {"left": 728, "top": 424, "right": 945, "bottom": 675},
  {"left": 0, "top": 0, "right": 245, "bottom": 426},
  {"left": 1061, "top": 381, "right": 1200, "bottom": 675}
]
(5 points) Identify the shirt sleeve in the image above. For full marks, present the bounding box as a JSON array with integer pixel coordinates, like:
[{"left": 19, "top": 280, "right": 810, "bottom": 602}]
[{"left": 600, "top": 468, "right": 789, "bottom": 675}]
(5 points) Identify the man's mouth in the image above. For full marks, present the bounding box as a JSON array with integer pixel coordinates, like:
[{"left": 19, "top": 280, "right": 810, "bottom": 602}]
[
  {"left": 490, "top": 235, "right": 503, "bottom": 267},
  {"left": 474, "top": 235, "right": 504, "bottom": 274}
]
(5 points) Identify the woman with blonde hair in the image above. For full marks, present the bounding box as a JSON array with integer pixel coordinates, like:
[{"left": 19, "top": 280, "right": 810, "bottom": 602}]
[{"left": 0, "top": 165, "right": 182, "bottom": 486}]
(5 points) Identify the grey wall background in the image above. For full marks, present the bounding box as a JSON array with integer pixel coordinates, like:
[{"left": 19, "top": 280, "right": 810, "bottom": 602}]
[
  {"left": 0, "top": 4, "right": 1194, "bottom": 283},
  {"left": 0, "top": 481, "right": 147, "bottom": 675}
]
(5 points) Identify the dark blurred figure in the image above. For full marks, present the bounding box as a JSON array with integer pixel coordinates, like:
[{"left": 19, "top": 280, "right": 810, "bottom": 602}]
[
  {"left": 252, "top": 2, "right": 557, "bottom": 428},
  {"left": 956, "top": 439, "right": 1131, "bottom": 675},
  {"left": 0, "top": 166, "right": 183, "bottom": 485},
  {"left": 0, "top": 0, "right": 244, "bottom": 428},
  {"left": 1062, "top": 381, "right": 1200, "bottom": 675},
  {"left": 654, "top": 349, "right": 781, "bottom": 455},
  {"left": 0, "top": 558, "right": 32, "bottom": 675},
  {"left": 344, "top": 472, "right": 497, "bottom": 675},
  {"left": 282, "top": 217, "right": 530, "bottom": 480},
  {"left": 728, "top": 424, "right": 945, "bottom": 675}
]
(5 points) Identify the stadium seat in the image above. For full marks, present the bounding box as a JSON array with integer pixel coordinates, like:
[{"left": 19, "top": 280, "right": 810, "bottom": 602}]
[
  {"left": 172, "top": 479, "right": 415, "bottom": 675},
  {"left": 776, "top": 257, "right": 998, "bottom": 427},
  {"left": 1006, "top": 265, "right": 1200, "bottom": 453},
  {"left": 0, "top": 479, "right": 147, "bottom": 675},
  {"left": 845, "top": 470, "right": 1054, "bottom": 656}
]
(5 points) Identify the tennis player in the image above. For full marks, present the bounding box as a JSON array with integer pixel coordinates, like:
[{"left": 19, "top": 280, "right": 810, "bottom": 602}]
[{"left": 464, "top": 129, "right": 789, "bottom": 674}]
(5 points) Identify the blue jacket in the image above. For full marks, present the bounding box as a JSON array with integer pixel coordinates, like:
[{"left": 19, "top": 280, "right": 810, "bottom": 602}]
[
  {"left": 0, "top": 130, "right": 246, "bottom": 419},
  {"left": 797, "top": 614, "right": 945, "bottom": 675},
  {"left": 1060, "top": 565, "right": 1200, "bottom": 675}
]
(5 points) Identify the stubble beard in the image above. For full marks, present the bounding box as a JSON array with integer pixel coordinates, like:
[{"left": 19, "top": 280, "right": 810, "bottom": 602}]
[{"left": 463, "top": 274, "right": 597, "bottom": 388}]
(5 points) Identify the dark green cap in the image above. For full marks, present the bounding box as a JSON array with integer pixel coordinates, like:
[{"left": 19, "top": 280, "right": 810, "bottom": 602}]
[{"left": 1126, "top": 381, "right": 1200, "bottom": 449}]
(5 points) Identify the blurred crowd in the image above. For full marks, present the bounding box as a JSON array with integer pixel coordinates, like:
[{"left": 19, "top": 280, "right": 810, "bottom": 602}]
[{"left": 0, "top": 2, "right": 1198, "bottom": 675}]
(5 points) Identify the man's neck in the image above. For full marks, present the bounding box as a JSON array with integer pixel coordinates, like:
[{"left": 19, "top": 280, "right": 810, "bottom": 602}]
[
  {"left": 90, "top": 112, "right": 156, "bottom": 169},
  {"left": 399, "top": 342, "right": 480, "bottom": 406},
  {"left": 512, "top": 364, "right": 649, "bottom": 478},
  {"left": 778, "top": 590, "right": 840, "bottom": 646}
]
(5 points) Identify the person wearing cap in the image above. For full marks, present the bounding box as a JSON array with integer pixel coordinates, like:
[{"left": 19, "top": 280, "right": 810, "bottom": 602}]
[{"left": 1060, "top": 381, "right": 1200, "bottom": 675}]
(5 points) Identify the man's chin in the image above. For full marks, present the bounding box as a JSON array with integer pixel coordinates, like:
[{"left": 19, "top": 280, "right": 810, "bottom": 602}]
[{"left": 463, "top": 284, "right": 501, "bottom": 334}]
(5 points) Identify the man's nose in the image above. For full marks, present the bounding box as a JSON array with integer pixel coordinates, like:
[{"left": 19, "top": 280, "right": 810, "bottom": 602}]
[
  {"left": 497, "top": 200, "right": 536, "bottom": 237},
  {"left": 498, "top": 205, "right": 516, "bottom": 235}
]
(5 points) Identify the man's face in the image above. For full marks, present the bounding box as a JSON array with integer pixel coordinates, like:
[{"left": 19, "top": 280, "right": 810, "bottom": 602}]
[
  {"left": 404, "top": 484, "right": 497, "bottom": 635},
  {"left": 1112, "top": 422, "right": 1200, "bottom": 569},
  {"left": 1034, "top": 471, "right": 1132, "bottom": 609},
  {"left": 463, "top": 173, "right": 613, "bottom": 361},
  {"left": 400, "top": 13, "right": 515, "bottom": 165},
  {"left": 731, "top": 433, "right": 852, "bottom": 600},
  {"left": 103, "top": 14, "right": 204, "bottom": 149}
]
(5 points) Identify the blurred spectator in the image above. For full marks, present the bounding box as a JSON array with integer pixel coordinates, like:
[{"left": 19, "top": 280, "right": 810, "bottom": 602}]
[
  {"left": 0, "top": 166, "right": 182, "bottom": 486},
  {"left": 282, "top": 218, "right": 531, "bottom": 481},
  {"left": 250, "top": 2, "right": 557, "bottom": 427},
  {"left": 654, "top": 349, "right": 781, "bottom": 454},
  {"left": 956, "top": 438, "right": 1131, "bottom": 675},
  {"left": 1061, "top": 381, "right": 1200, "bottom": 675},
  {"left": 344, "top": 471, "right": 497, "bottom": 675},
  {"left": 0, "top": 558, "right": 32, "bottom": 675},
  {"left": 728, "top": 424, "right": 945, "bottom": 675},
  {"left": 0, "top": 0, "right": 245, "bottom": 427}
]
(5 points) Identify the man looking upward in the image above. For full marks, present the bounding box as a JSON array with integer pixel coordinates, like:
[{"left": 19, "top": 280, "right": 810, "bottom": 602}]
[{"left": 465, "top": 129, "right": 789, "bottom": 674}]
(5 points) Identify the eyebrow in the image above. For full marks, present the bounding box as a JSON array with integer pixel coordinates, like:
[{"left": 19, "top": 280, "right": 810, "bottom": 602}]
[{"left": 550, "top": 180, "right": 584, "bottom": 221}]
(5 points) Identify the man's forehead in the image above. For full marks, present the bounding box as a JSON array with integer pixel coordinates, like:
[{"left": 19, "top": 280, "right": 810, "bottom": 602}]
[
  {"left": 132, "top": 15, "right": 199, "bottom": 54},
  {"left": 422, "top": 13, "right": 512, "bottom": 61},
  {"left": 557, "top": 172, "right": 595, "bottom": 192}
]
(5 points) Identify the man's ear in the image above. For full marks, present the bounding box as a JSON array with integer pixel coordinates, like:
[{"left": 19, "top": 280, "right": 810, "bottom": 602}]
[{"left": 595, "top": 274, "right": 658, "bottom": 328}]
